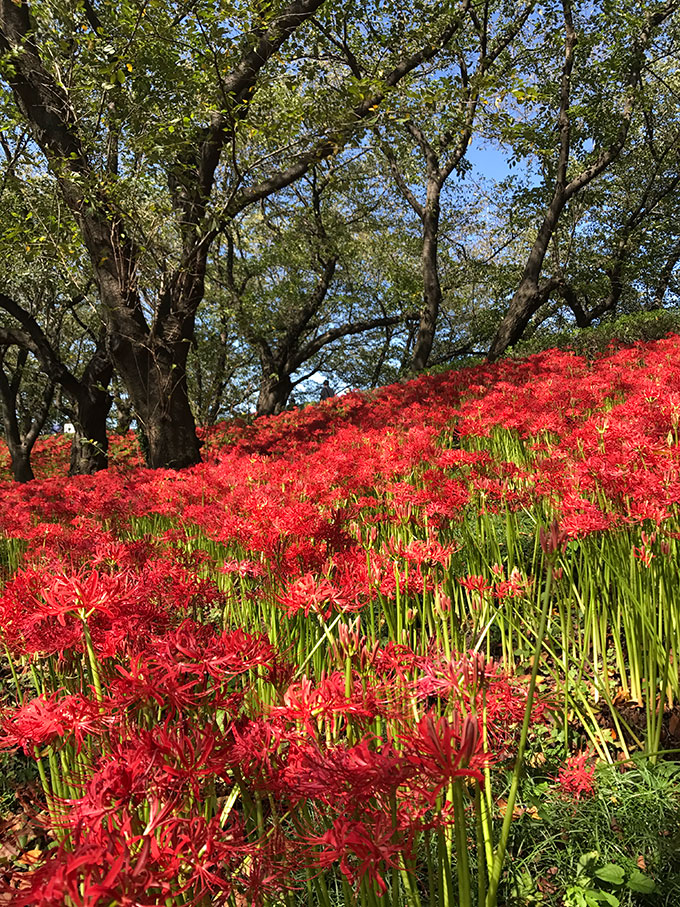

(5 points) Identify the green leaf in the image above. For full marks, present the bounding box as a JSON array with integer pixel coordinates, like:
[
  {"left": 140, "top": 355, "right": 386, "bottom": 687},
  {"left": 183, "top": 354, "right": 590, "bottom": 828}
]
[
  {"left": 578, "top": 851, "right": 600, "bottom": 874},
  {"left": 626, "top": 870, "right": 656, "bottom": 894},
  {"left": 594, "top": 864, "right": 625, "bottom": 886},
  {"left": 586, "top": 891, "right": 619, "bottom": 907}
]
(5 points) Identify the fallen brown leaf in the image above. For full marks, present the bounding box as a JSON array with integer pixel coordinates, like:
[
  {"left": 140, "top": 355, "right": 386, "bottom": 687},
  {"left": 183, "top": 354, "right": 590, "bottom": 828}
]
[{"left": 16, "top": 849, "right": 42, "bottom": 866}]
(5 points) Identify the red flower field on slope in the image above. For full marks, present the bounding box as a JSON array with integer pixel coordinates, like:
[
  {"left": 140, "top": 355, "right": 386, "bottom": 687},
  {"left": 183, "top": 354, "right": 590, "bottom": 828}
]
[{"left": 0, "top": 336, "right": 679, "bottom": 904}]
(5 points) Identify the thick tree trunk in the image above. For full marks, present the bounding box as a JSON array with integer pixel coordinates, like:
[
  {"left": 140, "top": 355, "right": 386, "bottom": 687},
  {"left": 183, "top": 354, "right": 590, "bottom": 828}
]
[
  {"left": 410, "top": 182, "right": 442, "bottom": 373},
  {"left": 256, "top": 369, "right": 293, "bottom": 417},
  {"left": 8, "top": 443, "right": 35, "bottom": 483},
  {"left": 118, "top": 348, "right": 202, "bottom": 468},
  {"left": 95, "top": 267, "right": 203, "bottom": 468}
]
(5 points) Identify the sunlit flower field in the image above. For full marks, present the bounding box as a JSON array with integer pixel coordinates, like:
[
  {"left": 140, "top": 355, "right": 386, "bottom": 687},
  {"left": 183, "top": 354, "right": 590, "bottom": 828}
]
[{"left": 2, "top": 338, "right": 680, "bottom": 906}]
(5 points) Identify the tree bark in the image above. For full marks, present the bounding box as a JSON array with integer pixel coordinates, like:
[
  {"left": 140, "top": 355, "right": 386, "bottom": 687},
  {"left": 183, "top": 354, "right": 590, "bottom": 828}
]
[
  {"left": 7, "top": 443, "right": 35, "bottom": 483},
  {"left": 0, "top": 295, "right": 114, "bottom": 475},
  {"left": 410, "top": 180, "right": 443, "bottom": 372},
  {"left": 652, "top": 237, "right": 680, "bottom": 309},
  {"left": 256, "top": 365, "right": 293, "bottom": 416},
  {"left": 69, "top": 342, "right": 114, "bottom": 475},
  {"left": 69, "top": 395, "right": 110, "bottom": 475},
  {"left": 0, "top": 348, "right": 53, "bottom": 483},
  {"left": 112, "top": 329, "right": 201, "bottom": 468},
  {"left": 376, "top": 4, "right": 533, "bottom": 374}
]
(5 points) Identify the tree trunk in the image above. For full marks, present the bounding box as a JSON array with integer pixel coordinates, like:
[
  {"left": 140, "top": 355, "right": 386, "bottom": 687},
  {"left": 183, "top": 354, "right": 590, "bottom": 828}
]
[
  {"left": 256, "top": 369, "right": 293, "bottom": 417},
  {"left": 97, "top": 270, "right": 203, "bottom": 467},
  {"left": 117, "top": 347, "right": 202, "bottom": 468},
  {"left": 7, "top": 442, "right": 35, "bottom": 483},
  {"left": 651, "top": 238, "right": 680, "bottom": 309},
  {"left": 487, "top": 279, "right": 544, "bottom": 361},
  {"left": 69, "top": 390, "right": 112, "bottom": 475},
  {"left": 0, "top": 357, "right": 53, "bottom": 483},
  {"left": 488, "top": 200, "right": 567, "bottom": 361},
  {"left": 410, "top": 180, "right": 442, "bottom": 373},
  {"left": 114, "top": 397, "right": 133, "bottom": 434},
  {"left": 69, "top": 339, "right": 114, "bottom": 475}
]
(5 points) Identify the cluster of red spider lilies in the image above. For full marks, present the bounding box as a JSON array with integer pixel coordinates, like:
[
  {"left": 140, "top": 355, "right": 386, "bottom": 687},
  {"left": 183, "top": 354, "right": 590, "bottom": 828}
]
[{"left": 1, "top": 336, "right": 678, "bottom": 905}]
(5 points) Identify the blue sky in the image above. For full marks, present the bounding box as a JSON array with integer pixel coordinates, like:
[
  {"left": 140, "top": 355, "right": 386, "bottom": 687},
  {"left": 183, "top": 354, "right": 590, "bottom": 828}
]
[{"left": 467, "top": 139, "right": 512, "bottom": 183}]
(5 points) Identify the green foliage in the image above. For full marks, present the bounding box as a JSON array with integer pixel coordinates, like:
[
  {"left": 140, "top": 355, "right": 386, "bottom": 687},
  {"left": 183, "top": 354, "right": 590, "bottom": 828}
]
[
  {"left": 506, "top": 759, "right": 680, "bottom": 906},
  {"left": 513, "top": 310, "right": 680, "bottom": 359}
]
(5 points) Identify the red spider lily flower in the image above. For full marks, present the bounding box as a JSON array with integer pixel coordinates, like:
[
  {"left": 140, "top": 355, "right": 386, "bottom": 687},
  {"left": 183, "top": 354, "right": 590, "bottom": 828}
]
[
  {"left": 277, "top": 573, "right": 347, "bottom": 619},
  {"left": 307, "top": 813, "right": 406, "bottom": 895},
  {"left": 632, "top": 544, "right": 655, "bottom": 566},
  {"left": 280, "top": 738, "right": 413, "bottom": 806},
  {"left": 220, "top": 558, "right": 266, "bottom": 578},
  {"left": 39, "top": 570, "right": 123, "bottom": 623},
  {"left": 155, "top": 622, "right": 277, "bottom": 679},
  {"left": 9, "top": 813, "right": 253, "bottom": 907},
  {"left": 490, "top": 565, "right": 532, "bottom": 600},
  {"left": 276, "top": 673, "right": 381, "bottom": 733},
  {"left": 226, "top": 717, "right": 286, "bottom": 785},
  {"left": 458, "top": 574, "right": 492, "bottom": 596},
  {"left": 555, "top": 752, "right": 597, "bottom": 801},
  {"left": 0, "top": 692, "right": 104, "bottom": 754},
  {"left": 403, "top": 712, "right": 484, "bottom": 797}
]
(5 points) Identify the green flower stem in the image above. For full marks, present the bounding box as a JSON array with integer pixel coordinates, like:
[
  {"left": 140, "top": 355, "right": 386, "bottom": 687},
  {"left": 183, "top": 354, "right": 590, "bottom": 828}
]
[
  {"left": 81, "top": 614, "right": 103, "bottom": 703},
  {"left": 452, "top": 779, "right": 472, "bottom": 907},
  {"left": 485, "top": 558, "right": 554, "bottom": 907}
]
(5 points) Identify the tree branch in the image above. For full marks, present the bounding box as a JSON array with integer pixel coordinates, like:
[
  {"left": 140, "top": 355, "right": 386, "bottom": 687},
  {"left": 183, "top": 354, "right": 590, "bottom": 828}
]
[{"left": 293, "top": 314, "right": 404, "bottom": 368}]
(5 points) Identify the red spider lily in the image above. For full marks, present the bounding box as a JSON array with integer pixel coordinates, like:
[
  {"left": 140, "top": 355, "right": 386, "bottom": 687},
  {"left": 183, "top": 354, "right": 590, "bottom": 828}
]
[
  {"left": 154, "top": 622, "right": 278, "bottom": 679},
  {"left": 277, "top": 572, "right": 348, "bottom": 619},
  {"left": 4, "top": 332, "right": 680, "bottom": 905},
  {"left": 225, "top": 716, "right": 286, "bottom": 786},
  {"left": 0, "top": 692, "right": 104, "bottom": 754},
  {"left": 458, "top": 574, "right": 493, "bottom": 596},
  {"left": 555, "top": 752, "right": 597, "bottom": 800},
  {"left": 280, "top": 737, "right": 413, "bottom": 806},
  {"left": 403, "top": 712, "right": 484, "bottom": 797},
  {"left": 9, "top": 813, "right": 254, "bottom": 907},
  {"left": 275, "top": 673, "right": 382, "bottom": 733},
  {"left": 306, "top": 813, "right": 407, "bottom": 895},
  {"left": 39, "top": 570, "right": 122, "bottom": 622},
  {"left": 220, "top": 558, "right": 266, "bottom": 578}
]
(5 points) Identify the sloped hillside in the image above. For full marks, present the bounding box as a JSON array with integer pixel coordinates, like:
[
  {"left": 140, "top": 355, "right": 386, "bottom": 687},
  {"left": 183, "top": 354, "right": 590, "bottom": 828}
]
[{"left": 2, "top": 338, "right": 680, "bottom": 906}]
